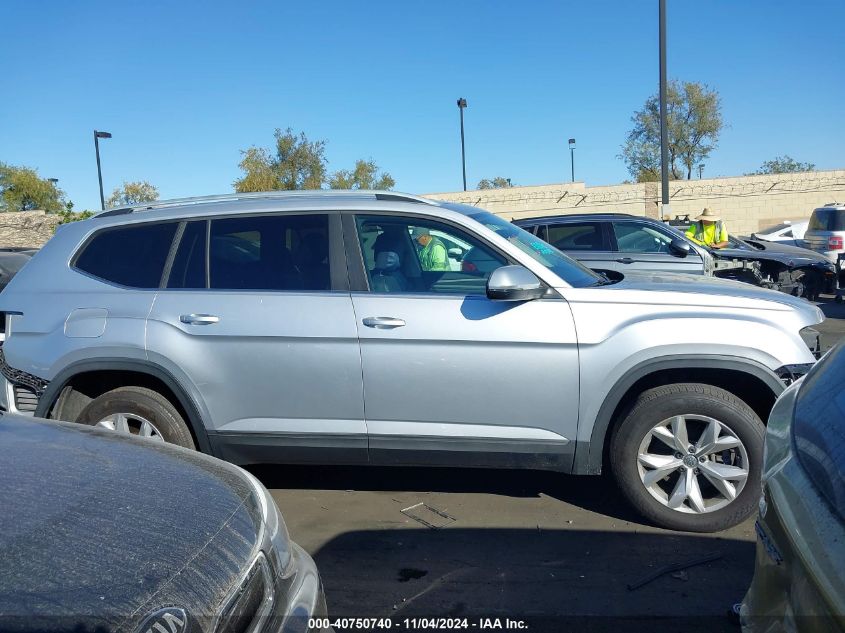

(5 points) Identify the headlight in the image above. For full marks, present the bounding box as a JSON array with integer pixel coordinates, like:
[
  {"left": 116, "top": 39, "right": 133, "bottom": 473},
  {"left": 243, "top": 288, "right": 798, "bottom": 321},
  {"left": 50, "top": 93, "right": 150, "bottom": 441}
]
[{"left": 242, "top": 469, "right": 292, "bottom": 573}]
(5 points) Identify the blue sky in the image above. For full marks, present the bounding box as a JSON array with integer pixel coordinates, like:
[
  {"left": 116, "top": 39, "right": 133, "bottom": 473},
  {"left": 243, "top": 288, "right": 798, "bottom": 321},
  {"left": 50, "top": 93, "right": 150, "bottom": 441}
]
[{"left": 2, "top": 0, "right": 843, "bottom": 210}]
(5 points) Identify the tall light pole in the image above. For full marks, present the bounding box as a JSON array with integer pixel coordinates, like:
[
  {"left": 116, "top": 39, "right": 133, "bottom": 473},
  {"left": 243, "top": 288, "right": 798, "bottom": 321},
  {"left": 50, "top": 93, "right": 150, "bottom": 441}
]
[
  {"left": 457, "top": 98, "right": 467, "bottom": 191},
  {"left": 568, "top": 138, "right": 576, "bottom": 183},
  {"left": 698, "top": 163, "right": 704, "bottom": 179},
  {"left": 94, "top": 130, "right": 112, "bottom": 210},
  {"left": 658, "top": 0, "right": 669, "bottom": 219}
]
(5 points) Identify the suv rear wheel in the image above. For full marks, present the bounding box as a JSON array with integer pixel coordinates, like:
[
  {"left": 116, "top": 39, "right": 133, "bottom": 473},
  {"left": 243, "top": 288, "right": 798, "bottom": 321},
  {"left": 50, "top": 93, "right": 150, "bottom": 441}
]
[
  {"left": 610, "top": 383, "right": 764, "bottom": 532},
  {"left": 76, "top": 386, "right": 196, "bottom": 450}
]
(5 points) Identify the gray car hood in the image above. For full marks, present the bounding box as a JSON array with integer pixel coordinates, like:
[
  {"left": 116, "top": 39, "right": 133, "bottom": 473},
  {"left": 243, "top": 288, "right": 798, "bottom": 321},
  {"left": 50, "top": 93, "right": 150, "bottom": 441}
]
[{"left": 0, "top": 414, "right": 271, "bottom": 632}]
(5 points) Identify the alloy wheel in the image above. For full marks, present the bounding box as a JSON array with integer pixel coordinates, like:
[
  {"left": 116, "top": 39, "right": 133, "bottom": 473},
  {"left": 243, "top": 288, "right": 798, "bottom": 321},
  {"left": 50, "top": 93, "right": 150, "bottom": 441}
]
[
  {"left": 636, "top": 414, "right": 749, "bottom": 514},
  {"left": 95, "top": 412, "right": 165, "bottom": 442}
]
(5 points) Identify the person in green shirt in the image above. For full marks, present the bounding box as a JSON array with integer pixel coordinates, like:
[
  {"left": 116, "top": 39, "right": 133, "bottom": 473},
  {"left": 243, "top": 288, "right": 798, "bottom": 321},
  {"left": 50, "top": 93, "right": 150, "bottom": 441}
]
[
  {"left": 685, "top": 208, "right": 729, "bottom": 249},
  {"left": 413, "top": 227, "right": 451, "bottom": 271}
]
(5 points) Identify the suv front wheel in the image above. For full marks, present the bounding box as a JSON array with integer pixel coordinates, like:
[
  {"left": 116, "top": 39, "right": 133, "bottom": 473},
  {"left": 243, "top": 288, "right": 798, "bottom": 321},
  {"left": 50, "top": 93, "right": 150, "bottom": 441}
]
[
  {"left": 76, "top": 386, "right": 196, "bottom": 450},
  {"left": 610, "top": 383, "right": 764, "bottom": 532}
]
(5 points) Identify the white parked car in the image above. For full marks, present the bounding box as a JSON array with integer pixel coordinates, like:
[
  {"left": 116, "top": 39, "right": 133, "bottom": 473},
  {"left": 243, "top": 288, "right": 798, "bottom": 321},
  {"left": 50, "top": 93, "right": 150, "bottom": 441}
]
[{"left": 751, "top": 220, "right": 808, "bottom": 247}]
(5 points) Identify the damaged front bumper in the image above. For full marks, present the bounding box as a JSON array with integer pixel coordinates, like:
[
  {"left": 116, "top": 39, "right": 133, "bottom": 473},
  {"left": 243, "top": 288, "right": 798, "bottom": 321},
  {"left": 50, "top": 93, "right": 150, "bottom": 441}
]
[{"left": 0, "top": 348, "right": 47, "bottom": 415}]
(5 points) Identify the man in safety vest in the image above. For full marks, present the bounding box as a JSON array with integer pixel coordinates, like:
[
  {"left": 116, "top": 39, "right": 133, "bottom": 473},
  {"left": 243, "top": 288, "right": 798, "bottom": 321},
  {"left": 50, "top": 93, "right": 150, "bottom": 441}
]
[
  {"left": 685, "top": 208, "right": 729, "bottom": 249},
  {"left": 413, "top": 227, "right": 451, "bottom": 271}
]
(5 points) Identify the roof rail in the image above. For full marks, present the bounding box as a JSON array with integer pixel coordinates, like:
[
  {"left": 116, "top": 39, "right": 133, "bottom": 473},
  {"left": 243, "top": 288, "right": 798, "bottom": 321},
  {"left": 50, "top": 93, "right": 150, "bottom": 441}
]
[{"left": 96, "top": 190, "right": 437, "bottom": 217}]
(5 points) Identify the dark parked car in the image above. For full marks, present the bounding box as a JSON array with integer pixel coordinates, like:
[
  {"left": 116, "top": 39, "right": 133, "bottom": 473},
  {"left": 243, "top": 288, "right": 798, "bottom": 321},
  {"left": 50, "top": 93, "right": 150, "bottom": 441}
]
[
  {"left": 741, "top": 341, "right": 845, "bottom": 631},
  {"left": 0, "top": 412, "right": 326, "bottom": 633},
  {"left": 515, "top": 214, "right": 835, "bottom": 297},
  {"left": 712, "top": 235, "right": 836, "bottom": 299},
  {"left": 514, "top": 213, "right": 710, "bottom": 276}
]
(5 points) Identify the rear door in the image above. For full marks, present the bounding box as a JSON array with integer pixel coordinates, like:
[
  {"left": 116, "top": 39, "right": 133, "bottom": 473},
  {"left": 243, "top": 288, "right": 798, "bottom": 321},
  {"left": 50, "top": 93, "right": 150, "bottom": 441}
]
[
  {"left": 610, "top": 220, "right": 705, "bottom": 274},
  {"left": 146, "top": 212, "right": 367, "bottom": 464}
]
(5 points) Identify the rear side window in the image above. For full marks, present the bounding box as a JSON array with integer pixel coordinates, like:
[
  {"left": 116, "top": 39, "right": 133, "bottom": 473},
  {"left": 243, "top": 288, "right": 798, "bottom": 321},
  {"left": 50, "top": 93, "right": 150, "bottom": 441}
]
[
  {"left": 209, "top": 214, "right": 330, "bottom": 291},
  {"left": 75, "top": 223, "right": 177, "bottom": 288},
  {"left": 547, "top": 222, "right": 606, "bottom": 251},
  {"left": 809, "top": 208, "right": 845, "bottom": 231}
]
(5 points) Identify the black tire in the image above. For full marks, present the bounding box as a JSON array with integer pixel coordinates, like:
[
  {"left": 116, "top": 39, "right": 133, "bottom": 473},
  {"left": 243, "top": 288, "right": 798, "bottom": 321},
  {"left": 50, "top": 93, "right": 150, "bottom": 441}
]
[
  {"left": 76, "top": 386, "right": 196, "bottom": 450},
  {"left": 610, "top": 383, "right": 764, "bottom": 533}
]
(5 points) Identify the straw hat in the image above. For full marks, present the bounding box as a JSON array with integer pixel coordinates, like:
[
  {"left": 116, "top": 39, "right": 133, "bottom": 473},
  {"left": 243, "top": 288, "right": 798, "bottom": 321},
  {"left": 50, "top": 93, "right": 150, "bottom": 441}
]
[{"left": 696, "top": 208, "right": 721, "bottom": 221}]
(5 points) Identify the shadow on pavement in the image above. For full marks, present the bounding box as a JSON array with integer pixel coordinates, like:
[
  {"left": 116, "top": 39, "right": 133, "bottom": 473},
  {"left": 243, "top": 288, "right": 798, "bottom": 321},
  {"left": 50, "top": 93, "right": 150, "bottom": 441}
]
[
  {"left": 249, "top": 465, "right": 644, "bottom": 524},
  {"left": 311, "top": 526, "right": 752, "bottom": 632}
]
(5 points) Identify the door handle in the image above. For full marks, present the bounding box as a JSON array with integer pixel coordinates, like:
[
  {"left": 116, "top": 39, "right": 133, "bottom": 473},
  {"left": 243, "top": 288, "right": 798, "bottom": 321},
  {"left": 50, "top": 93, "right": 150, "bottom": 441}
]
[
  {"left": 362, "top": 316, "right": 406, "bottom": 329},
  {"left": 616, "top": 257, "right": 635, "bottom": 264},
  {"left": 180, "top": 314, "right": 220, "bottom": 325}
]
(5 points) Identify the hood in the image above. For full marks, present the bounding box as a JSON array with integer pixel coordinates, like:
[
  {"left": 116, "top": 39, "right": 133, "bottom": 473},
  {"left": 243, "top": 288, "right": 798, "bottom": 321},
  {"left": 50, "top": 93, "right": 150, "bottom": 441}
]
[
  {"left": 601, "top": 270, "right": 823, "bottom": 317},
  {"left": 719, "top": 239, "right": 832, "bottom": 266},
  {"left": 0, "top": 415, "right": 269, "bottom": 632}
]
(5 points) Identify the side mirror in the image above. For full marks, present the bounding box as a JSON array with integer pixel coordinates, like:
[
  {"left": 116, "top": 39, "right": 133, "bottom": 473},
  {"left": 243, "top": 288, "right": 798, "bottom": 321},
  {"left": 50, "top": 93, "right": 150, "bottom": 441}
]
[
  {"left": 669, "top": 239, "right": 691, "bottom": 258},
  {"left": 486, "top": 265, "right": 546, "bottom": 301},
  {"left": 448, "top": 247, "right": 463, "bottom": 260}
]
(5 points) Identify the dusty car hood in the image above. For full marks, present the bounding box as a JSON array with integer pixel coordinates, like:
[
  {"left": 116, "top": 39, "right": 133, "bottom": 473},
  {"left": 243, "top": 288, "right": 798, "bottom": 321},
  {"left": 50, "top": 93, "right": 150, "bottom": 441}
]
[
  {"left": 0, "top": 414, "right": 269, "bottom": 632},
  {"left": 596, "top": 270, "right": 822, "bottom": 315}
]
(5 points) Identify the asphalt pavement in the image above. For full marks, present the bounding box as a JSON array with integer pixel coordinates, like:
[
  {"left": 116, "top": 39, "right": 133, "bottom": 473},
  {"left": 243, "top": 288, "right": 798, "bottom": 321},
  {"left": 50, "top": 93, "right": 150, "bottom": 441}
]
[{"left": 257, "top": 298, "right": 845, "bottom": 633}]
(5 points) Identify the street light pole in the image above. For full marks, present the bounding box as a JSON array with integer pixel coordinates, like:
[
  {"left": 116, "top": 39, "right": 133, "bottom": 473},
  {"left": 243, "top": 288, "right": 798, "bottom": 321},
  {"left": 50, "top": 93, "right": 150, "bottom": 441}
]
[
  {"left": 93, "top": 130, "right": 112, "bottom": 210},
  {"left": 698, "top": 164, "right": 704, "bottom": 179},
  {"left": 659, "top": 0, "right": 670, "bottom": 219},
  {"left": 457, "top": 98, "right": 467, "bottom": 191},
  {"left": 568, "top": 138, "right": 576, "bottom": 183}
]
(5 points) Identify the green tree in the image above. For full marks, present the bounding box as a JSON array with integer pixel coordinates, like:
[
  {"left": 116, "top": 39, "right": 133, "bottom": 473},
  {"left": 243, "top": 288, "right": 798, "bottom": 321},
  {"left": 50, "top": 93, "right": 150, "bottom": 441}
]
[
  {"left": 750, "top": 155, "right": 816, "bottom": 175},
  {"left": 0, "top": 163, "right": 65, "bottom": 212},
  {"left": 620, "top": 80, "right": 723, "bottom": 182},
  {"left": 106, "top": 180, "right": 159, "bottom": 207},
  {"left": 234, "top": 128, "right": 327, "bottom": 192},
  {"left": 477, "top": 177, "right": 514, "bottom": 190},
  {"left": 328, "top": 159, "right": 394, "bottom": 190},
  {"left": 55, "top": 201, "right": 95, "bottom": 229}
]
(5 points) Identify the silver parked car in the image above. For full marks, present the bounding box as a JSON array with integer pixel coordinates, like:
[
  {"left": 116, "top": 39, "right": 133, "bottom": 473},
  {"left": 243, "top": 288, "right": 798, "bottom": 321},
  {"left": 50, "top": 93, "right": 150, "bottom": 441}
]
[
  {"left": 0, "top": 191, "right": 824, "bottom": 532},
  {"left": 802, "top": 203, "right": 845, "bottom": 264}
]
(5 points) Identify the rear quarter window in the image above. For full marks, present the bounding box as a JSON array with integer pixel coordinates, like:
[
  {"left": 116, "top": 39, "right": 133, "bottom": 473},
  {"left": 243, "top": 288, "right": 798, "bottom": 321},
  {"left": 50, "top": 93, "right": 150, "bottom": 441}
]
[{"left": 74, "top": 222, "right": 178, "bottom": 288}]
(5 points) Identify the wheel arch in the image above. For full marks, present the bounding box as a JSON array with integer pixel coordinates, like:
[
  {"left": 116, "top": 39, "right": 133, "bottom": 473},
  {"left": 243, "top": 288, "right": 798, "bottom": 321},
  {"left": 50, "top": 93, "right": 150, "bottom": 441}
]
[
  {"left": 574, "top": 355, "right": 784, "bottom": 475},
  {"left": 35, "top": 359, "right": 213, "bottom": 454}
]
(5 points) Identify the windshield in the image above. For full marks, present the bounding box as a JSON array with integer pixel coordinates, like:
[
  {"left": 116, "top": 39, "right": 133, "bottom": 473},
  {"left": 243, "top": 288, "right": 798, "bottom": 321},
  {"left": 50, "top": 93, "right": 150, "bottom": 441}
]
[
  {"left": 468, "top": 211, "right": 602, "bottom": 287},
  {"left": 809, "top": 208, "right": 845, "bottom": 232}
]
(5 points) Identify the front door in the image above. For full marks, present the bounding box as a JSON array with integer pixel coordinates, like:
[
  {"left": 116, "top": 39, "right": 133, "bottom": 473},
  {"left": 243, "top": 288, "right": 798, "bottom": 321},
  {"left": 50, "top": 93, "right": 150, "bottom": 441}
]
[
  {"left": 146, "top": 212, "right": 367, "bottom": 464},
  {"left": 611, "top": 220, "right": 705, "bottom": 274},
  {"left": 347, "top": 213, "right": 580, "bottom": 471}
]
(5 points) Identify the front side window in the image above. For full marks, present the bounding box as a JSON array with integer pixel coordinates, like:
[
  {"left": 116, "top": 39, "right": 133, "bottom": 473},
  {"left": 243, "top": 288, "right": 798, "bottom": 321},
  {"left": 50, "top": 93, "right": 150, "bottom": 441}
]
[
  {"left": 208, "top": 214, "right": 330, "bottom": 291},
  {"left": 75, "top": 222, "right": 178, "bottom": 288},
  {"left": 613, "top": 221, "right": 674, "bottom": 253},
  {"left": 355, "top": 215, "right": 506, "bottom": 295}
]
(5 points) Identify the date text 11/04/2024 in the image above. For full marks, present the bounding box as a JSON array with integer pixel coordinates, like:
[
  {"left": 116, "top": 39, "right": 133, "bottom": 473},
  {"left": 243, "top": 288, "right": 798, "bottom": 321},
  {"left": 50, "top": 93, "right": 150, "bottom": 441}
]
[{"left": 308, "top": 618, "right": 529, "bottom": 630}]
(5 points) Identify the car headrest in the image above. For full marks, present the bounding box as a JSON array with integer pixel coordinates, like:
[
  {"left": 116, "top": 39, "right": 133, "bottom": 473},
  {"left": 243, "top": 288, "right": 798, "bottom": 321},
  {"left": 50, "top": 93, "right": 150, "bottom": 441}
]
[{"left": 375, "top": 251, "right": 401, "bottom": 272}]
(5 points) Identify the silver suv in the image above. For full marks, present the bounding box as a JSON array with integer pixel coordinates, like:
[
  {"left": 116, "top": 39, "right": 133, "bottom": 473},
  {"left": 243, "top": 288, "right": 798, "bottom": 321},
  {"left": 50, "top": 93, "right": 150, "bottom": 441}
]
[
  {"left": 0, "top": 191, "right": 824, "bottom": 532},
  {"left": 803, "top": 203, "right": 845, "bottom": 264}
]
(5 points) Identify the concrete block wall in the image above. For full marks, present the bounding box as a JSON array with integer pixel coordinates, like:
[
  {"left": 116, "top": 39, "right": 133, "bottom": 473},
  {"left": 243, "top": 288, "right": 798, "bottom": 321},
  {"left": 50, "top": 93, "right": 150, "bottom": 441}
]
[{"left": 425, "top": 169, "right": 845, "bottom": 237}]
